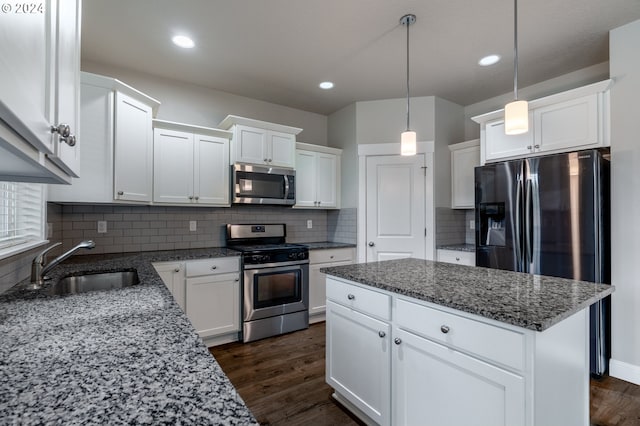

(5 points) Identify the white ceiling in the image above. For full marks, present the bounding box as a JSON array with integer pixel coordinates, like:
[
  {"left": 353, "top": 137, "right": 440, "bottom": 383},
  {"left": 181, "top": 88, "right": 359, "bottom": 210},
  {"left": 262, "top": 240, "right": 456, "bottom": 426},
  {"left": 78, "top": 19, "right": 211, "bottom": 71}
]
[{"left": 81, "top": 0, "right": 640, "bottom": 116}]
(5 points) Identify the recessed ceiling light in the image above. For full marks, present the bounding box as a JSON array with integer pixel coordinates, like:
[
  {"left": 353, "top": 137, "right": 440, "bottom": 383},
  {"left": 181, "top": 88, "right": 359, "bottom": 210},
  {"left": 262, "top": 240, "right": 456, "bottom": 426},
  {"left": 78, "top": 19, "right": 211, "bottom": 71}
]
[
  {"left": 172, "top": 35, "right": 195, "bottom": 49},
  {"left": 319, "top": 81, "right": 334, "bottom": 90},
  {"left": 478, "top": 54, "right": 501, "bottom": 66}
]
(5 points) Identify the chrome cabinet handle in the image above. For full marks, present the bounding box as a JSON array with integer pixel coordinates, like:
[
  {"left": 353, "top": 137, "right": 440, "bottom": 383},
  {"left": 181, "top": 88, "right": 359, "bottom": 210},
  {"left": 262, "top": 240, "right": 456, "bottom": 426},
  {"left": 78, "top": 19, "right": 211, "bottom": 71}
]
[
  {"left": 368, "top": 241, "right": 375, "bottom": 247},
  {"left": 50, "top": 123, "right": 71, "bottom": 138},
  {"left": 117, "top": 191, "right": 124, "bottom": 196},
  {"left": 347, "top": 294, "right": 355, "bottom": 300},
  {"left": 189, "top": 196, "right": 194, "bottom": 200},
  {"left": 440, "top": 325, "right": 450, "bottom": 334},
  {"left": 194, "top": 196, "right": 199, "bottom": 201},
  {"left": 263, "top": 158, "right": 268, "bottom": 162},
  {"left": 173, "top": 268, "right": 180, "bottom": 273},
  {"left": 234, "top": 278, "right": 240, "bottom": 282},
  {"left": 455, "top": 257, "right": 460, "bottom": 261},
  {"left": 317, "top": 201, "right": 321, "bottom": 205},
  {"left": 61, "top": 134, "right": 76, "bottom": 147},
  {"left": 330, "top": 255, "right": 334, "bottom": 259},
  {"left": 378, "top": 331, "right": 386, "bottom": 338},
  {"left": 211, "top": 266, "right": 217, "bottom": 270},
  {"left": 534, "top": 144, "right": 540, "bottom": 149},
  {"left": 394, "top": 338, "right": 402, "bottom": 345},
  {"left": 268, "top": 158, "right": 272, "bottom": 162},
  {"left": 527, "top": 145, "right": 532, "bottom": 150}
]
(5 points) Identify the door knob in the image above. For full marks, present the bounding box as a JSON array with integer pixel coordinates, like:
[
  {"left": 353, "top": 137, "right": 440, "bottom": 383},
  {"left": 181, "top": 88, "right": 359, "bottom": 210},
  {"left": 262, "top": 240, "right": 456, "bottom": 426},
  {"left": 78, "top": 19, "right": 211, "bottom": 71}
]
[{"left": 368, "top": 241, "right": 375, "bottom": 247}]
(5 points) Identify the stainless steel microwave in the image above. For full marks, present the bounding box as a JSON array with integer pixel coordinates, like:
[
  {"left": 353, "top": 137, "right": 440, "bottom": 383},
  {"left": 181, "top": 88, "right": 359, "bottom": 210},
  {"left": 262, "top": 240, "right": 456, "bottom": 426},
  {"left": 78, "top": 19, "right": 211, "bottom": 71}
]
[{"left": 232, "top": 163, "right": 295, "bottom": 205}]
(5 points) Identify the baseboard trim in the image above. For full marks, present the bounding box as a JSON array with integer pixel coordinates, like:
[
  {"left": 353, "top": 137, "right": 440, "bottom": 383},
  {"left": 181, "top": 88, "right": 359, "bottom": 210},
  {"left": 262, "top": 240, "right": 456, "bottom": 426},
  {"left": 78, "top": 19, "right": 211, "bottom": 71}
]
[
  {"left": 609, "top": 358, "right": 640, "bottom": 385},
  {"left": 332, "top": 392, "right": 377, "bottom": 426}
]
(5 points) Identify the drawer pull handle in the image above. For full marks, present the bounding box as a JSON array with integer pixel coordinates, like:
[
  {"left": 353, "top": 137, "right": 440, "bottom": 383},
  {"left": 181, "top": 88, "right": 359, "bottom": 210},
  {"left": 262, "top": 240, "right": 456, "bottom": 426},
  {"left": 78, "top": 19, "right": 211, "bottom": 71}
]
[
  {"left": 234, "top": 278, "right": 240, "bottom": 282},
  {"left": 394, "top": 338, "right": 402, "bottom": 345},
  {"left": 173, "top": 268, "right": 180, "bottom": 273},
  {"left": 330, "top": 255, "right": 334, "bottom": 259},
  {"left": 211, "top": 266, "right": 217, "bottom": 270},
  {"left": 441, "top": 325, "right": 450, "bottom": 334},
  {"left": 378, "top": 331, "right": 386, "bottom": 338},
  {"left": 455, "top": 257, "right": 460, "bottom": 261},
  {"left": 347, "top": 294, "right": 355, "bottom": 300}
]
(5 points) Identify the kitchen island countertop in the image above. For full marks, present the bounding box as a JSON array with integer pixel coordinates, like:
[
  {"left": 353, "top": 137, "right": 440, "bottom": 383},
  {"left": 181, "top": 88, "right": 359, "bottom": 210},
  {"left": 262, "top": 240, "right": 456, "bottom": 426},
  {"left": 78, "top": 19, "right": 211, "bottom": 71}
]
[
  {"left": 0, "top": 248, "right": 256, "bottom": 425},
  {"left": 321, "top": 257, "right": 613, "bottom": 331}
]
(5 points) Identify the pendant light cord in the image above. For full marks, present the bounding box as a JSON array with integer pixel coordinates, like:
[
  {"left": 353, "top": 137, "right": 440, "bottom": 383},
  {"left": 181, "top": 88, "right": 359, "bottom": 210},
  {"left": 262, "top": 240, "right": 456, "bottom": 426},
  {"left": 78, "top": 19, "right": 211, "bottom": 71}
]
[
  {"left": 513, "top": 0, "right": 519, "bottom": 101},
  {"left": 406, "top": 17, "right": 411, "bottom": 131}
]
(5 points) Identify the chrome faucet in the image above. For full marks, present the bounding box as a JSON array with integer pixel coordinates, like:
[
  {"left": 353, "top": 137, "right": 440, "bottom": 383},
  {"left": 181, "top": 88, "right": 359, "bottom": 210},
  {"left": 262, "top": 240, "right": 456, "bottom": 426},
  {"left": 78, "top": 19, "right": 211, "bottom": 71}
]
[{"left": 29, "top": 240, "right": 96, "bottom": 289}]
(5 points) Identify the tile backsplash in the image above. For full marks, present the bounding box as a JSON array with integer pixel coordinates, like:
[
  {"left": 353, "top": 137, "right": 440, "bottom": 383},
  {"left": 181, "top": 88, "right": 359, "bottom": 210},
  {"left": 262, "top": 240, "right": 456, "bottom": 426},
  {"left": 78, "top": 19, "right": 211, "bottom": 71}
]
[
  {"left": 327, "top": 208, "right": 357, "bottom": 244},
  {"left": 435, "top": 207, "right": 475, "bottom": 246}
]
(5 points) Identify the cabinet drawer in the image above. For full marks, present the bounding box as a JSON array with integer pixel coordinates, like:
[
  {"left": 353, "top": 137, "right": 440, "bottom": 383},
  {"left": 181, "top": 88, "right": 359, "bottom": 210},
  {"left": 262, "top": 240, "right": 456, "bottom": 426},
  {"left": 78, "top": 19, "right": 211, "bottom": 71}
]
[
  {"left": 310, "top": 247, "right": 355, "bottom": 264},
  {"left": 396, "top": 298, "right": 525, "bottom": 371},
  {"left": 326, "top": 277, "right": 390, "bottom": 320},
  {"left": 186, "top": 257, "right": 239, "bottom": 277},
  {"left": 436, "top": 249, "right": 475, "bottom": 266}
]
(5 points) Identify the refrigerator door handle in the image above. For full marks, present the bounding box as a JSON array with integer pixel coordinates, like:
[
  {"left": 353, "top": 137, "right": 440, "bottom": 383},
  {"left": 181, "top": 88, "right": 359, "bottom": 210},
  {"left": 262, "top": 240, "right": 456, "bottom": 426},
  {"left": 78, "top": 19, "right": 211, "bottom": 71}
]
[
  {"left": 515, "top": 176, "right": 523, "bottom": 272},
  {"left": 524, "top": 177, "right": 533, "bottom": 272}
]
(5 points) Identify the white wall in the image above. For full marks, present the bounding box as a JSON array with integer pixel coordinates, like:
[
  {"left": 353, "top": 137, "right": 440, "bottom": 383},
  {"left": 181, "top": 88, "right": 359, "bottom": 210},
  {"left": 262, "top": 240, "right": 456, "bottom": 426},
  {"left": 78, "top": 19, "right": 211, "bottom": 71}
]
[
  {"left": 81, "top": 60, "right": 328, "bottom": 145},
  {"left": 434, "top": 97, "right": 465, "bottom": 208},
  {"left": 609, "top": 19, "right": 640, "bottom": 385},
  {"left": 463, "top": 62, "right": 610, "bottom": 140},
  {"left": 328, "top": 104, "right": 357, "bottom": 208}
]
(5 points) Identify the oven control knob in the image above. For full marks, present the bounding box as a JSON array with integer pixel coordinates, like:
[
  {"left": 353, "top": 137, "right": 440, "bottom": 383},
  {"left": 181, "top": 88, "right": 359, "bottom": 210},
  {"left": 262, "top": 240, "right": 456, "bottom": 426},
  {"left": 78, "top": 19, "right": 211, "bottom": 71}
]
[
  {"left": 252, "top": 255, "right": 262, "bottom": 263},
  {"left": 288, "top": 252, "right": 297, "bottom": 260},
  {"left": 298, "top": 252, "right": 306, "bottom": 260}
]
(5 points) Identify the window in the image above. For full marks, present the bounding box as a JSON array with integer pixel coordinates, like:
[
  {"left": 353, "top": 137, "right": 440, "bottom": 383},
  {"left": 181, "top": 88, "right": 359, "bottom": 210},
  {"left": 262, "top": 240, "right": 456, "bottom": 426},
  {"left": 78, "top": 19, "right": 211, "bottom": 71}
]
[{"left": 0, "top": 182, "right": 45, "bottom": 258}]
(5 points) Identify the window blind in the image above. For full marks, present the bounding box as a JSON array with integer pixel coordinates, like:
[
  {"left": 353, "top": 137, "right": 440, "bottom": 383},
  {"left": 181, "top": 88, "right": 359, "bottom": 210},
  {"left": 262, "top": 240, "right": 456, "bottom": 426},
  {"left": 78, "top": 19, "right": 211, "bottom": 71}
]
[{"left": 0, "top": 182, "right": 45, "bottom": 254}]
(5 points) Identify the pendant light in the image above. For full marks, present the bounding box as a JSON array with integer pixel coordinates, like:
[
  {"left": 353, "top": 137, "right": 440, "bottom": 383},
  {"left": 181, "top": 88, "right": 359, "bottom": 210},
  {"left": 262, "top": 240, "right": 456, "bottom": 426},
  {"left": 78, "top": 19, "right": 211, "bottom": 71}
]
[
  {"left": 400, "top": 14, "right": 417, "bottom": 156},
  {"left": 504, "top": 0, "right": 528, "bottom": 135}
]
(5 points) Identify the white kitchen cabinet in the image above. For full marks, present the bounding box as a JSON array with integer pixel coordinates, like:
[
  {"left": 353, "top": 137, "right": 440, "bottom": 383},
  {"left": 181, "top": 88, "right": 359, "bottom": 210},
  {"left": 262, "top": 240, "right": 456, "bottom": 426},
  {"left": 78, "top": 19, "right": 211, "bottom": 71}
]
[
  {"left": 326, "top": 300, "right": 391, "bottom": 426},
  {"left": 0, "top": 0, "right": 81, "bottom": 183},
  {"left": 153, "top": 261, "right": 186, "bottom": 310},
  {"left": 436, "top": 249, "right": 475, "bottom": 266},
  {"left": 153, "top": 120, "right": 231, "bottom": 206},
  {"left": 449, "top": 139, "right": 480, "bottom": 209},
  {"left": 218, "top": 115, "right": 302, "bottom": 169},
  {"left": 48, "top": 72, "right": 160, "bottom": 203},
  {"left": 308, "top": 247, "right": 355, "bottom": 323},
  {"left": 295, "top": 143, "right": 341, "bottom": 209},
  {"left": 185, "top": 257, "right": 241, "bottom": 345},
  {"left": 474, "top": 80, "right": 611, "bottom": 164}
]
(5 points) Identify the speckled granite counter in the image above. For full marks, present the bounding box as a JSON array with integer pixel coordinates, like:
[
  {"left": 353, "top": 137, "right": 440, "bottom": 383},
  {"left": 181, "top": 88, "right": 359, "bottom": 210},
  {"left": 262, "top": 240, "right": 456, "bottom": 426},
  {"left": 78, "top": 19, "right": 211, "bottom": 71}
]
[
  {"left": 321, "top": 257, "right": 613, "bottom": 331},
  {"left": 437, "top": 243, "right": 475, "bottom": 252},
  {"left": 304, "top": 242, "right": 357, "bottom": 250},
  {"left": 0, "top": 248, "right": 257, "bottom": 425}
]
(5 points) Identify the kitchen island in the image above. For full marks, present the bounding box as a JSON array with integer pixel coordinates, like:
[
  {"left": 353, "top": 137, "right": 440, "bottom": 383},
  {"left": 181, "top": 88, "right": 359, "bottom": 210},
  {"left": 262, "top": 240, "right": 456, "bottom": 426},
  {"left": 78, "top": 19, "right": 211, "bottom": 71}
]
[
  {"left": 321, "top": 257, "right": 613, "bottom": 426},
  {"left": 0, "top": 248, "right": 257, "bottom": 425}
]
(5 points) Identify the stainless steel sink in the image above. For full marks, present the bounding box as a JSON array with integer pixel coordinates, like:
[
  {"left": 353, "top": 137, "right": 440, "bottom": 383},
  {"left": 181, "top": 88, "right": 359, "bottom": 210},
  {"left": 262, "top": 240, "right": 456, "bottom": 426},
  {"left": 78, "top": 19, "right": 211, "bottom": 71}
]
[{"left": 50, "top": 270, "right": 140, "bottom": 295}]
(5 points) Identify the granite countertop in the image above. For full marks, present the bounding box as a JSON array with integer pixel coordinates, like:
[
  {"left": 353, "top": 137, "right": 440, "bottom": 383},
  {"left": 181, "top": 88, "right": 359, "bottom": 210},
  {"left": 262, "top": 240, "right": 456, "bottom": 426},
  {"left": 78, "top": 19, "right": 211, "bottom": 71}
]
[
  {"left": 0, "top": 248, "right": 257, "bottom": 425},
  {"left": 321, "top": 258, "right": 614, "bottom": 332},
  {"left": 437, "top": 243, "right": 476, "bottom": 253},
  {"left": 303, "top": 242, "right": 357, "bottom": 250}
]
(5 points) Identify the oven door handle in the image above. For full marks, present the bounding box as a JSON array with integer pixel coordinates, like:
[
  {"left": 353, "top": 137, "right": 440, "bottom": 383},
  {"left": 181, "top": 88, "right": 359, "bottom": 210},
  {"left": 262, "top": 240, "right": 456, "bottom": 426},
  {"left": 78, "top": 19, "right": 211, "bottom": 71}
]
[{"left": 243, "top": 259, "right": 309, "bottom": 270}]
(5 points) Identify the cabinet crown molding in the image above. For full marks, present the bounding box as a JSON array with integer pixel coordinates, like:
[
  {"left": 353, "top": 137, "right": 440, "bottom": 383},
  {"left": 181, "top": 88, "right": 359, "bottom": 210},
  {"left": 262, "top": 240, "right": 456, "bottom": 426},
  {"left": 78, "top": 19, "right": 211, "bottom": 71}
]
[
  {"left": 81, "top": 72, "right": 161, "bottom": 117},
  {"left": 153, "top": 119, "right": 232, "bottom": 139},
  {"left": 218, "top": 115, "right": 303, "bottom": 135},
  {"left": 296, "top": 142, "right": 342, "bottom": 155},
  {"left": 471, "top": 79, "right": 613, "bottom": 125}
]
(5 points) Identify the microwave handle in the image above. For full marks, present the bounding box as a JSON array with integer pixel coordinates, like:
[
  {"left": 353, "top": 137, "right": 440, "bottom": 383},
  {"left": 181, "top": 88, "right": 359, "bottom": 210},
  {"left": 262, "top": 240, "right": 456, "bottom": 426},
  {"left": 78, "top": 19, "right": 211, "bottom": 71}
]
[{"left": 284, "top": 175, "right": 290, "bottom": 200}]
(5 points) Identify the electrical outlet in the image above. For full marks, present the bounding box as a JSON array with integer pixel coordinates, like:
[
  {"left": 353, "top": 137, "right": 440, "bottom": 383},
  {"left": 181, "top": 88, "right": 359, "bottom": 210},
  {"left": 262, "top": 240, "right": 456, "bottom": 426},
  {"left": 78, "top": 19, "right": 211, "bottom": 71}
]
[
  {"left": 189, "top": 220, "right": 197, "bottom": 232},
  {"left": 97, "top": 221, "right": 107, "bottom": 233},
  {"left": 307, "top": 220, "right": 313, "bottom": 229},
  {"left": 46, "top": 223, "right": 53, "bottom": 238},
  {"left": 469, "top": 220, "right": 475, "bottom": 230}
]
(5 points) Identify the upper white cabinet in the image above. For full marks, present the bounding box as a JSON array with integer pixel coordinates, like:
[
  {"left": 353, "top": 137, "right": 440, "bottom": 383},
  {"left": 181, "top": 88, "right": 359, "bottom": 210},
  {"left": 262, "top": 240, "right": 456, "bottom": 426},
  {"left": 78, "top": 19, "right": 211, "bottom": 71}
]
[
  {"left": 48, "top": 72, "right": 160, "bottom": 203},
  {"left": 473, "top": 80, "right": 612, "bottom": 164},
  {"left": 295, "top": 143, "right": 341, "bottom": 209},
  {"left": 449, "top": 139, "right": 480, "bottom": 209},
  {"left": 153, "top": 120, "right": 231, "bottom": 206},
  {"left": 0, "top": 0, "right": 81, "bottom": 183},
  {"left": 218, "top": 115, "right": 302, "bottom": 169}
]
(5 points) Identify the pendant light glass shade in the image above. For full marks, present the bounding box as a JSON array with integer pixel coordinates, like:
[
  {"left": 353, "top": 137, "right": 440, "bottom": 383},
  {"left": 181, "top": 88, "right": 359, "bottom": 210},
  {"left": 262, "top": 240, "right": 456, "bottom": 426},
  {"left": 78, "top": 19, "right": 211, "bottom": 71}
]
[
  {"left": 401, "top": 130, "right": 417, "bottom": 156},
  {"left": 505, "top": 99, "right": 529, "bottom": 135},
  {"left": 400, "top": 14, "right": 417, "bottom": 156}
]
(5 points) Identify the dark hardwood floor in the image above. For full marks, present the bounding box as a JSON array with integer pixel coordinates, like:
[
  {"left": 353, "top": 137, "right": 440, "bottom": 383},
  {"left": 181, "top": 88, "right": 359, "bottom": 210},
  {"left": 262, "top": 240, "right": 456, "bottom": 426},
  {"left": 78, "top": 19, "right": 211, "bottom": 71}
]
[{"left": 211, "top": 323, "right": 640, "bottom": 426}]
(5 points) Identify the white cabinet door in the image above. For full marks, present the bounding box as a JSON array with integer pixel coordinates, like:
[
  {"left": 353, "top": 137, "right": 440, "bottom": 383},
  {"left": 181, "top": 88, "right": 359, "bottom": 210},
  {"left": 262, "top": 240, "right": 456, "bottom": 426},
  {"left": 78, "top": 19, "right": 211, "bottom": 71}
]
[
  {"left": 450, "top": 141, "right": 480, "bottom": 209},
  {"left": 316, "top": 152, "right": 338, "bottom": 208},
  {"left": 113, "top": 92, "right": 153, "bottom": 202},
  {"left": 534, "top": 94, "right": 600, "bottom": 153},
  {"left": 268, "top": 130, "right": 296, "bottom": 168},
  {"left": 194, "top": 134, "right": 229, "bottom": 205},
  {"left": 186, "top": 272, "right": 240, "bottom": 339},
  {"left": 326, "top": 300, "right": 391, "bottom": 426},
  {"left": 154, "top": 262, "right": 186, "bottom": 310},
  {"left": 392, "top": 327, "right": 525, "bottom": 426},
  {"left": 485, "top": 118, "right": 534, "bottom": 161},
  {"left": 48, "top": 0, "right": 81, "bottom": 176},
  {"left": 295, "top": 150, "right": 317, "bottom": 207},
  {"left": 235, "top": 125, "right": 268, "bottom": 165},
  {"left": 153, "top": 128, "right": 194, "bottom": 204},
  {"left": 309, "top": 259, "right": 352, "bottom": 318},
  {"left": 0, "top": 0, "right": 55, "bottom": 155}
]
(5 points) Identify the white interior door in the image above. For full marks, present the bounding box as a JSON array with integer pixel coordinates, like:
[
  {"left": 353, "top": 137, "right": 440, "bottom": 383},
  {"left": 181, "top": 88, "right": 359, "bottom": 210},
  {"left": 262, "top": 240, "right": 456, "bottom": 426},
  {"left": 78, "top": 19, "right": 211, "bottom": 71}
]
[{"left": 366, "top": 154, "right": 426, "bottom": 262}]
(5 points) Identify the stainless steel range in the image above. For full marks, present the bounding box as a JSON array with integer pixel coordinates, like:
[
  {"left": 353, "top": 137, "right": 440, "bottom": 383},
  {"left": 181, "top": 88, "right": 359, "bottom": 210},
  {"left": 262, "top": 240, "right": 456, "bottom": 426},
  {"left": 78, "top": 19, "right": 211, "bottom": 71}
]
[{"left": 226, "top": 224, "right": 309, "bottom": 342}]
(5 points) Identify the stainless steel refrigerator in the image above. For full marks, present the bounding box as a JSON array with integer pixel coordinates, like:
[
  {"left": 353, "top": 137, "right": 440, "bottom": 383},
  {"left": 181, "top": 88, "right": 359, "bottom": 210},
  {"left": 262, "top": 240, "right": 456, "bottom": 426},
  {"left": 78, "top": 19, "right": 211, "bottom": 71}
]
[{"left": 475, "top": 148, "right": 610, "bottom": 376}]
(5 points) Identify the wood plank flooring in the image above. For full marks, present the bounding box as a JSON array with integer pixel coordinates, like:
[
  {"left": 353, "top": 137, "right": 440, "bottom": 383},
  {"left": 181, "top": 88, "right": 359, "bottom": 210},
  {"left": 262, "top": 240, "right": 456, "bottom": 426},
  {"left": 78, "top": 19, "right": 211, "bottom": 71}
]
[{"left": 211, "top": 323, "right": 640, "bottom": 426}]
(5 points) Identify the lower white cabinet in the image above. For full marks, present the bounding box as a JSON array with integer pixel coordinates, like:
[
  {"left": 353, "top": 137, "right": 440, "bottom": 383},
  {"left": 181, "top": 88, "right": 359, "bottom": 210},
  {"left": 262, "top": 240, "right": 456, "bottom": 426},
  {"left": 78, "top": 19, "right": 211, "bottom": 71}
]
[
  {"left": 185, "top": 257, "right": 241, "bottom": 342},
  {"left": 153, "top": 261, "right": 186, "bottom": 310},
  {"left": 326, "top": 300, "right": 391, "bottom": 426},
  {"left": 308, "top": 247, "right": 355, "bottom": 323},
  {"left": 436, "top": 249, "right": 475, "bottom": 266}
]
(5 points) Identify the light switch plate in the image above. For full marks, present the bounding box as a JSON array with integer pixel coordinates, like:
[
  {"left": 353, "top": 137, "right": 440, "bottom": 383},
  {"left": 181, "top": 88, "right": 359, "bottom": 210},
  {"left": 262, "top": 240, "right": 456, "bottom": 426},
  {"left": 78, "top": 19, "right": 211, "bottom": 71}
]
[
  {"left": 46, "top": 223, "right": 53, "bottom": 238},
  {"left": 97, "top": 221, "right": 107, "bottom": 233},
  {"left": 469, "top": 220, "right": 475, "bottom": 230},
  {"left": 189, "top": 220, "right": 197, "bottom": 232},
  {"left": 307, "top": 220, "right": 313, "bottom": 229}
]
